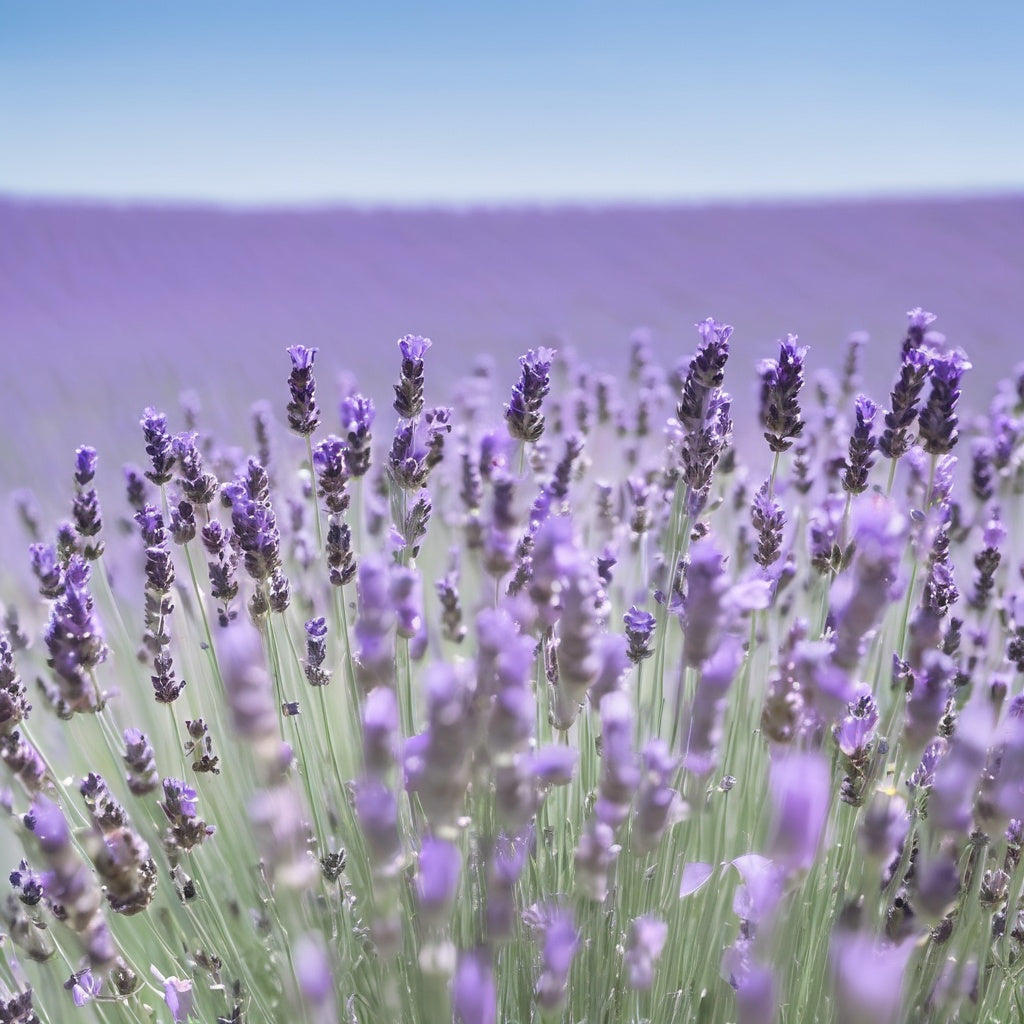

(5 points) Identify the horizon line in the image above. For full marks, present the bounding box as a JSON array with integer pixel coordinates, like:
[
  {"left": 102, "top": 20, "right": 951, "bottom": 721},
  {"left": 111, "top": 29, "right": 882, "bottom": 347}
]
[{"left": 2, "top": 185, "right": 1023, "bottom": 216}]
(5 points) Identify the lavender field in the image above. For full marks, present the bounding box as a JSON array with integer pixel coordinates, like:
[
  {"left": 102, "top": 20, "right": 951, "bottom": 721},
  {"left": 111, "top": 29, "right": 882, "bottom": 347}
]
[
  {"left": 1, "top": 196, "right": 1024, "bottom": 1023},
  {"left": 3, "top": 195, "right": 1023, "bottom": 507}
]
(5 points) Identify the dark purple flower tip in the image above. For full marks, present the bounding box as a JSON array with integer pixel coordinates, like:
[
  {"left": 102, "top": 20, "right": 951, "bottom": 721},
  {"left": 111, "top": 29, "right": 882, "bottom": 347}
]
[
  {"left": 907, "top": 307, "right": 937, "bottom": 330},
  {"left": 521, "top": 346, "right": 556, "bottom": 373},
  {"left": 161, "top": 778, "right": 199, "bottom": 819},
  {"left": 398, "top": 334, "right": 432, "bottom": 362},
  {"left": 624, "top": 606, "right": 656, "bottom": 637},
  {"left": 141, "top": 407, "right": 168, "bottom": 433},
  {"left": 696, "top": 317, "right": 734, "bottom": 347},
  {"left": 66, "top": 968, "right": 102, "bottom": 1006},
  {"left": 74, "top": 446, "right": 98, "bottom": 486},
  {"left": 929, "top": 346, "right": 972, "bottom": 384},
  {"left": 855, "top": 394, "right": 878, "bottom": 421},
  {"left": 834, "top": 693, "right": 879, "bottom": 758},
  {"left": 340, "top": 393, "right": 375, "bottom": 431},
  {"left": 286, "top": 345, "right": 318, "bottom": 370},
  {"left": 304, "top": 616, "right": 327, "bottom": 640}
]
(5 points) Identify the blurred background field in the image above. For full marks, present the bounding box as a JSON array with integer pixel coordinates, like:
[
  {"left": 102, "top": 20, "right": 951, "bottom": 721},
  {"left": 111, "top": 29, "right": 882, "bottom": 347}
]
[{"left": 3, "top": 193, "right": 1023, "bottom": 519}]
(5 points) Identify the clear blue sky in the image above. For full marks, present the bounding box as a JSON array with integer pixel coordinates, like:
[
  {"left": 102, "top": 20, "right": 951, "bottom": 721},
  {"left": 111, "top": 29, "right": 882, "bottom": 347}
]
[{"left": 1, "top": 0, "right": 1021, "bottom": 204}]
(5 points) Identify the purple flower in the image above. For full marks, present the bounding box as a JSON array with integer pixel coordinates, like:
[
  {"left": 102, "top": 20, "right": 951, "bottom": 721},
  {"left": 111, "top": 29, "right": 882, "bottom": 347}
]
[
  {"left": 293, "top": 934, "right": 336, "bottom": 1022},
  {"left": 907, "top": 737, "right": 947, "bottom": 792},
  {"left": 903, "top": 650, "right": 953, "bottom": 753},
  {"left": 140, "top": 407, "right": 176, "bottom": 485},
  {"left": 29, "top": 542, "right": 63, "bottom": 599},
  {"left": 830, "top": 497, "right": 905, "bottom": 671},
  {"left": 758, "top": 334, "right": 807, "bottom": 452},
  {"left": 831, "top": 933, "right": 913, "bottom": 1024},
  {"left": 933, "top": 696, "right": 987, "bottom": 831},
  {"left": 354, "top": 558, "right": 397, "bottom": 694},
  {"left": 227, "top": 472, "right": 283, "bottom": 585},
  {"left": 159, "top": 778, "right": 215, "bottom": 852},
  {"left": 285, "top": 345, "right": 320, "bottom": 436},
  {"left": 677, "top": 318, "right": 732, "bottom": 430},
  {"left": 595, "top": 690, "right": 640, "bottom": 826},
  {"left": 574, "top": 820, "right": 619, "bottom": 901},
  {"left": 486, "top": 831, "right": 531, "bottom": 941},
  {"left": 394, "top": 334, "right": 432, "bottom": 420},
  {"left": 731, "top": 854, "right": 784, "bottom": 926},
  {"left": 879, "top": 347, "right": 932, "bottom": 461},
  {"left": 416, "top": 838, "right": 461, "bottom": 921},
  {"left": 172, "top": 433, "right": 218, "bottom": 506},
  {"left": 834, "top": 693, "right": 878, "bottom": 760},
  {"left": 65, "top": 969, "right": 102, "bottom": 1007},
  {"left": 217, "top": 623, "right": 278, "bottom": 743},
  {"left": 453, "top": 947, "right": 496, "bottom": 1024},
  {"left": 681, "top": 635, "right": 744, "bottom": 775},
  {"left": 29, "top": 794, "right": 70, "bottom": 854},
  {"left": 551, "top": 561, "right": 605, "bottom": 729},
  {"left": 123, "top": 728, "right": 159, "bottom": 795},
  {"left": 918, "top": 347, "right": 970, "bottom": 455},
  {"left": 355, "top": 779, "right": 402, "bottom": 874},
  {"left": 624, "top": 606, "right": 656, "bottom": 663},
  {"left": 311, "top": 435, "right": 349, "bottom": 514},
  {"left": 362, "top": 686, "right": 399, "bottom": 776},
  {"left": 750, "top": 481, "right": 785, "bottom": 569},
  {"left": 841, "top": 395, "right": 878, "bottom": 495},
  {"left": 769, "top": 752, "right": 830, "bottom": 871},
  {"left": 530, "top": 745, "right": 579, "bottom": 787},
  {"left": 162, "top": 977, "right": 194, "bottom": 1022},
  {"left": 303, "top": 616, "right": 330, "bottom": 688},
  {"left": 632, "top": 740, "right": 683, "bottom": 854},
  {"left": 43, "top": 555, "right": 107, "bottom": 715},
  {"left": 528, "top": 905, "right": 579, "bottom": 1010},
  {"left": 339, "top": 393, "right": 374, "bottom": 477},
  {"left": 678, "top": 536, "right": 768, "bottom": 669},
  {"left": 74, "top": 446, "right": 97, "bottom": 487},
  {"left": 505, "top": 347, "right": 556, "bottom": 443}
]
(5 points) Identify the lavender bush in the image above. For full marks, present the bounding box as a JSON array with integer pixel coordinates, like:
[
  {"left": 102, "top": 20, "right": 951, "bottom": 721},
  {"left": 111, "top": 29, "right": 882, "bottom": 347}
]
[{"left": 1, "top": 311, "right": 1023, "bottom": 1023}]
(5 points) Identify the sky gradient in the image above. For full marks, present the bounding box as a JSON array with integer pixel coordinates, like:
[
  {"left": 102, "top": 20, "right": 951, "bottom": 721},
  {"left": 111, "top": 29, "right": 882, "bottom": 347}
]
[{"left": 2, "top": 1, "right": 1022, "bottom": 204}]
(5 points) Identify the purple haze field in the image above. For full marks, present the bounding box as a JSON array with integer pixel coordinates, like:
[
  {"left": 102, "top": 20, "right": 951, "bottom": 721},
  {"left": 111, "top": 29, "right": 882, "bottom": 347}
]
[{"left": 2, "top": 195, "right": 1022, "bottom": 541}]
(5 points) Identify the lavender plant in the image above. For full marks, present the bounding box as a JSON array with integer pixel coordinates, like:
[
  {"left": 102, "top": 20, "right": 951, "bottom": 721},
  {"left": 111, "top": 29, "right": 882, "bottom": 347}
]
[{"left": 1, "top": 311, "right": 1022, "bottom": 1024}]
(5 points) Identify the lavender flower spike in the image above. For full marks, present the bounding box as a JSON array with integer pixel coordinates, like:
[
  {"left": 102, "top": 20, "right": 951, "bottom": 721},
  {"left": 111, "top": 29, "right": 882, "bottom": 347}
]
[
  {"left": 677, "top": 318, "right": 733, "bottom": 431},
  {"left": 285, "top": 345, "right": 320, "bottom": 437},
  {"left": 293, "top": 934, "right": 336, "bottom": 1024},
  {"left": 624, "top": 606, "right": 656, "bottom": 663},
  {"left": 394, "top": 334, "right": 432, "bottom": 420},
  {"left": 43, "top": 556, "right": 107, "bottom": 715},
  {"left": 140, "top": 407, "right": 176, "bottom": 486},
  {"left": 769, "top": 752, "right": 830, "bottom": 871},
  {"left": 759, "top": 334, "right": 807, "bottom": 452},
  {"left": 841, "top": 395, "right": 878, "bottom": 495},
  {"left": 505, "top": 347, "right": 556, "bottom": 443},
  {"left": 453, "top": 947, "right": 497, "bottom": 1024},
  {"left": 624, "top": 916, "right": 669, "bottom": 991},
  {"left": 340, "top": 393, "right": 374, "bottom": 477},
  {"left": 878, "top": 347, "right": 932, "bottom": 460},
  {"left": 918, "top": 347, "right": 971, "bottom": 455}
]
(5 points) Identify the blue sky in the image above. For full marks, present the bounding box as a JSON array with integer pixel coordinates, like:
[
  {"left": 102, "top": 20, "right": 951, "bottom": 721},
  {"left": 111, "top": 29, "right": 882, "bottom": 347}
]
[{"left": 1, "top": 0, "right": 1021, "bottom": 204}]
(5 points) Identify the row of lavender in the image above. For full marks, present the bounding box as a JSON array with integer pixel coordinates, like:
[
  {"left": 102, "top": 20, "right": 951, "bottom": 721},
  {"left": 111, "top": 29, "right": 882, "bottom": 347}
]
[{"left": 0, "top": 310, "right": 1022, "bottom": 1023}]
